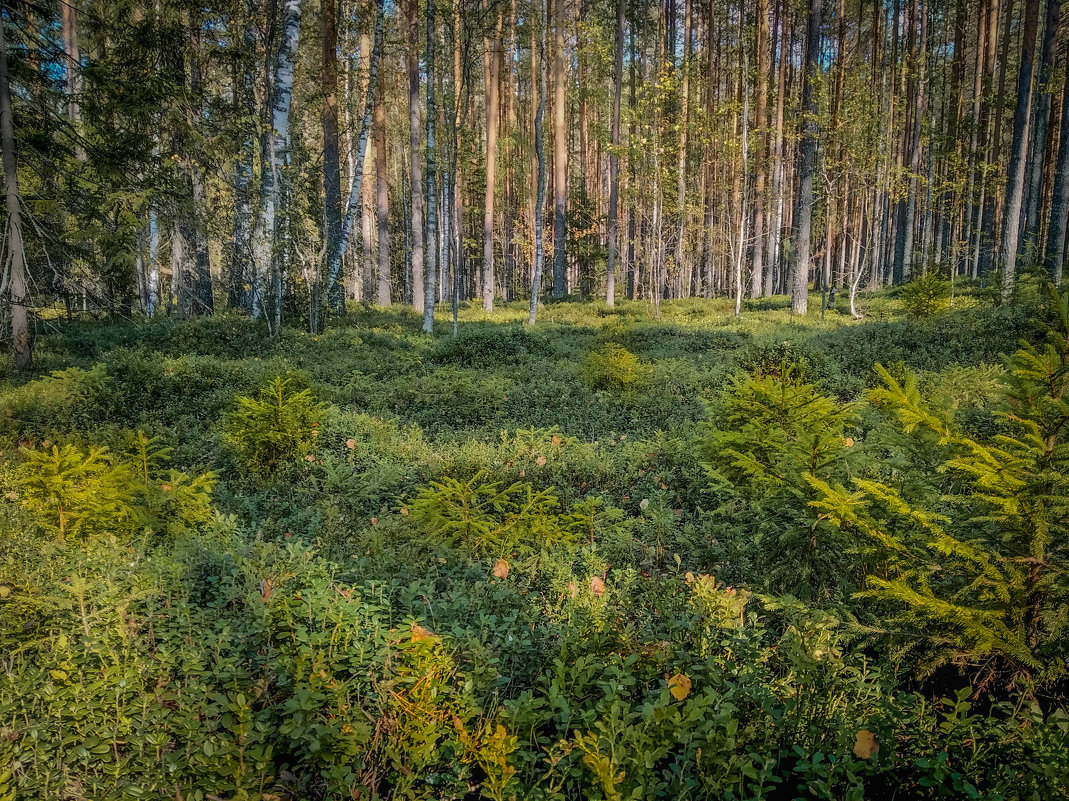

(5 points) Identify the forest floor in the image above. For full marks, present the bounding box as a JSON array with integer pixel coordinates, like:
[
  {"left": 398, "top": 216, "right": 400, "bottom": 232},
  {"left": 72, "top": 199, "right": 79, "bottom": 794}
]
[{"left": 2, "top": 286, "right": 1067, "bottom": 800}]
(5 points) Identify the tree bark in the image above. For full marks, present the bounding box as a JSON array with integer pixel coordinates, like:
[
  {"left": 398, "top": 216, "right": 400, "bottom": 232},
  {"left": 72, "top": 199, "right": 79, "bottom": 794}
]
[
  {"left": 326, "top": 0, "right": 385, "bottom": 308},
  {"left": 1000, "top": 0, "right": 1041, "bottom": 298},
  {"left": 407, "top": 0, "right": 426, "bottom": 313},
  {"left": 423, "top": 0, "right": 438, "bottom": 333},
  {"left": 251, "top": 0, "right": 303, "bottom": 329},
  {"left": 792, "top": 0, "right": 821, "bottom": 315},
  {"left": 374, "top": 45, "right": 391, "bottom": 306},
  {"left": 1045, "top": 65, "right": 1069, "bottom": 283},
  {"left": 606, "top": 0, "right": 623, "bottom": 307},
  {"left": 482, "top": 10, "right": 502, "bottom": 312},
  {"left": 322, "top": 0, "right": 343, "bottom": 315},
  {"left": 1023, "top": 0, "right": 1060, "bottom": 257},
  {"left": 0, "top": 14, "right": 30, "bottom": 369},
  {"left": 530, "top": 0, "right": 548, "bottom": 323},
  {"left": 750, "top": 0, "right": 769, "bottom": 298},
  {"left": 551, "top": 0, "right": 568, "bottom": 297}
]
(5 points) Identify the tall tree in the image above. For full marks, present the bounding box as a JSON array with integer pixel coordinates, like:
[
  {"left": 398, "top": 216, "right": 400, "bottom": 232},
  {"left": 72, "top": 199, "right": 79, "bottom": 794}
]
[
  {"left": 251, "top": 0, "right": 303, "bottom": 330},
  {"left": 407, "top": 0, "right": 426, "bottom": 313},
  {"left": 374, "top": 44, "right": 391, "bottom": 306},
  {"left": 530, "top": 0, "right": 548, "bottom": 323},
  {"left": 1023, "top": 0, "right": 1059, "bottom": 256},
  {"left": 551, "top": 0, "right": 568, "bottom": 297},
  {"left": 606, "top": 0, "right": 623, "bottom": 307},
  {"left": 750, "top": 0, "right": 769, "bottom": 297},
  {"left": 0, "top": 12, "right": 30, "bottom": 369},
  {"left": 483, "top": 8, "right": 502, "bottom": 312},
  {"left": 326, "top": 0, "right": 385, "bottom": 311},
  {"left": 1046, "top": 69, "right": 1069, "bottom": 284},
  {"left": 424, "top": 0, "right": 439, "bottom": 333},
  {"left": 792, "top": 0, "right": 822, "bottom": 315},
  {"left": 1000, "top": 0, "right": 1041, "bottom": 298},
  {"left": 322, "top": 0, "right": 343, "bottom": 313}
]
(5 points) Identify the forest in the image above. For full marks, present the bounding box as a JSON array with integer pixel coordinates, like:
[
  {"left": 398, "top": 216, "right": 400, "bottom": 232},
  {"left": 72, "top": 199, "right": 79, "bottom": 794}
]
[{"left": 2, "top": 0, "right": 1069, "bottom": 798}]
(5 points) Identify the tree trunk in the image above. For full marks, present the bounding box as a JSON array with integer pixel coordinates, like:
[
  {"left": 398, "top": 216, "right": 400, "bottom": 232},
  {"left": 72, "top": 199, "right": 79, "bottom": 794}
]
[
  {"left": 423, "top": 0, "right": 438, "bottom": 333},
  {"left": 322, "top": 0, "right": 343, "bottom": 316},
  {"left": 767, "top": 0, "right": 787, "bottom": 296},
  {"left": 230, "top": 23, "right": 257, "bottom": 312},
  {"left": 326, "top": 0, "right": 384, "bottom": 308},
  {"left": 530, "top": 0, "right": 549, "bottom": 323},
  {"left": 0, "top": 15, "right": 30, "bottom": 369},
  {"left": 482, "top": 11, "right": 502, "bottom": 312},
  {"left": 251, "top": 0, "right": 303, "bottom": 329},
  {"left": 606, "top": 0, "right": 623, "bottom": 307},
  {"left": 750, "top": 0, "right": 769, "bottom": 298},
  {"left": 407, "top": 0, "right": 426, "bottom": 313},
  {"left": 1000, "top": 0, "right": 1041, "bottom": 298},
  {"left": 1023, "top": 0, "right": 1060, "bottom": 257},
  {"left": 1046, "top": 65, "right": 1069, "bottom": 283},
  {"left": 374, "top": 45, "right": 391, "bottom": 306},
  {"left": 551, "top": 0, "right": 568, "bottom": 297},
  {"left": 189, "top": 19, "right": 213, "bottom": 315},
  {"left": 792, "top": 0, "right": 821, "bottom": 315},
  {"left": 61, "top": 0, "right": 84, "bottom": 162}
]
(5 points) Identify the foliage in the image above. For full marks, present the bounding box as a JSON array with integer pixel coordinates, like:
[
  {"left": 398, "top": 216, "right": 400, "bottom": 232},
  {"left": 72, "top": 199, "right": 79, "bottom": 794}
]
[
  {"left": 409, "top": 470, "right": 581, "bottom": 556},
  {"left": 580, "top": 343, "right": 651, "bottom": 391},
  {"left": 17, "top": 444, "right": 138, "bottom": 540},
  {"left": 701, "top": 365, "right": 861, "bottom": 599},
  {"left": 16, "top": 432, "right": 215, "bottom": 542},
  {"left": 2, "top": 294, "right": 1069, "bottom": 800},
  {"left": 902, "top": 272, "right": 951, "bottom": 318},
  {"left": 810, "top": 289, "right": 1069, "bottom": 689},
  {"left": 223, "top": 377, "right": 326, "bottom": 475}
]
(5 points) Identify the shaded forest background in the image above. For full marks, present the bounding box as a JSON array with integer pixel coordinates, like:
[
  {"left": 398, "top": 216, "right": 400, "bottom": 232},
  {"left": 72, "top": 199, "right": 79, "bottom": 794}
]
[{"left": 1, "top": 0, "right": 1068, "bottom": 360}]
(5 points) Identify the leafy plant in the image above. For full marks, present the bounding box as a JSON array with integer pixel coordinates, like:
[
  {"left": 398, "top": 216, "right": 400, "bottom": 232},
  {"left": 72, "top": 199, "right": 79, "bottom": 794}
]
[
  {"left": 810, "top": 289, "right": 1069, "bottom": 689},
  {"left": 223, "top": 377, "right": 326, "bottom": 475},
  {"left": 581, "top": 344, "right": 651, "bottom": 391},
  {"left": 902, "top": 272, "right": 951, "bottom": 318},
  {"left": 409, "top": 471, "right": 580, "bottom": 556},
  {"left": 701, "top": 365, "right": 861, "bottom": 599},
  {"left": 17, "top": 444, "right": 137, "bottom": 540}
]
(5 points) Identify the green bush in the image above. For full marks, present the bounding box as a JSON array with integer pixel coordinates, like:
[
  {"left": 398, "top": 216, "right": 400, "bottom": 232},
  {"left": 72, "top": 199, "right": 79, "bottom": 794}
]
[
  {"left": 581, "top": 343, "right": 650, "bottom": 390},
  {"left": 17, "top": 444, "right": 137, "bottom": 540},
  {"left": 223, "top": 377, "right": 326, "bottom": 475},
  {"left": 902, "top": 272, "right": 951, "bottom": 317},
  {"left": 409, "top": 470, "right": 581, "bottom": 556}
]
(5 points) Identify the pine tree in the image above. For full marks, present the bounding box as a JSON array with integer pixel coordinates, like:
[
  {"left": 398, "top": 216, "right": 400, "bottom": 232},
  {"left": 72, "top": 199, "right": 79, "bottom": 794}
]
[{"left": 810, "top": 289, "right": 1069, "bottom": 689}]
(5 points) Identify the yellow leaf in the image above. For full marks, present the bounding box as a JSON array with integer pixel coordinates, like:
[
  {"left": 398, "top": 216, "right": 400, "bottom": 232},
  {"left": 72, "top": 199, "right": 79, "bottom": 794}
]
[
  {"left": 411, "top": 624, "right": 436, "bottom": 642},
  {"left": 667, "top": 673, "right": 691, "bottom": 700},
  {"left": 590, "top": 576, "right": 606, "bottom": 596},
  {"left": 535, "top": 455, "right": 547, "bottom": 466},
  {"left": 492, "top": 559, "right": 510, "bottom": 579},
  {"left": 853, "top": 729, "right": 879, "bottom": 759},
  {"left": 844, "top": 437, "right": 856, "bottom": 448}
]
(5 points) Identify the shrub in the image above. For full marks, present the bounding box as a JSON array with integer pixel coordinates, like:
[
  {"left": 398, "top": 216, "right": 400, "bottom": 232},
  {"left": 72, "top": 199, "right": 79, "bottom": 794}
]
[
  {"left": 17, "top": 444, "right": 138, "bottom": 540},
  {"left": 701, "top": 365, "right": 861, "bottom": 599},
  {"left": 581, "top": 343, "right": 650, "bottom": 390},
  {"left": 810, "top": 290, "right": 1069, "bottom": 689},
  {"left": 223, "top": 377, "right": 326, "bottom": 475},
  {"left": 409, "top": 471, "right": 581, "bottom": 556},
  {"left": 433, "top": 325, "right": 543, "bottom": 367},
  {"left": 902, "top": 272, "right": 951, "bottom": 317}
]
